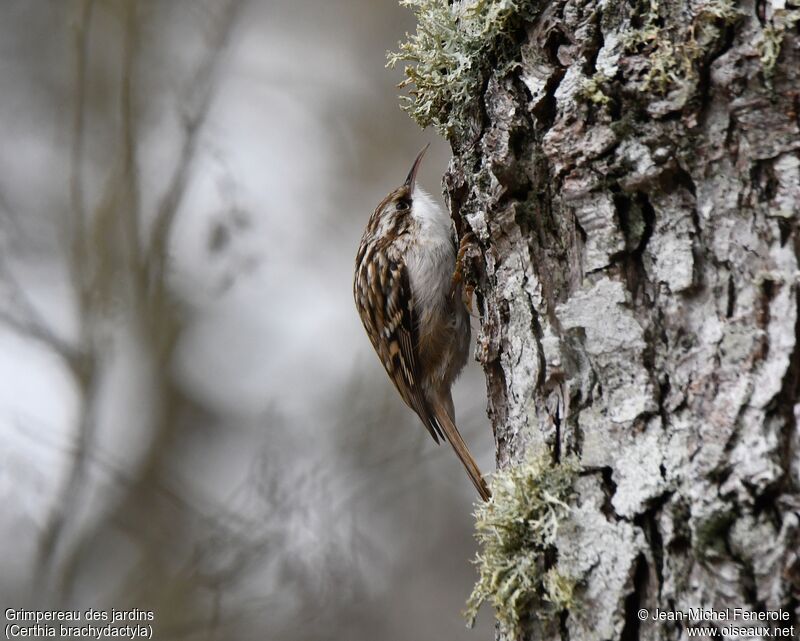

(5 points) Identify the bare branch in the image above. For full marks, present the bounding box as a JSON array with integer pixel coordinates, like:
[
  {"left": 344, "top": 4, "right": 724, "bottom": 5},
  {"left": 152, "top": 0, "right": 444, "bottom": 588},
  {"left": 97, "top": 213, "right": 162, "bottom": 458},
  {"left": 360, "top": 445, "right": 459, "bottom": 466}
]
[
  {"left": 0, "top": 306, "right": 80, "bottom": 366},
  {"left": 146, "top": 0, "right": 243, "bottom": 291},
  {"left": 35, "top": 3, "right": 244, "bottom": 592},
  {"left": 68, "top": 0, "right": 94, "bottom": 314},
  {"left": 0, "top": 230, "right": 81, "bottom": 367},
  {"left": 119, "top": 0, "right": 142, "bottom": 276}
]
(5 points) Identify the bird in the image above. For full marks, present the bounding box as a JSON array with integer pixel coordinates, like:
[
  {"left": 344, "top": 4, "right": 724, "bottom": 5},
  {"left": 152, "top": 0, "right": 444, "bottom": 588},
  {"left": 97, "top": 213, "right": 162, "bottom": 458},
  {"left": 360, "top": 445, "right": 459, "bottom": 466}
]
[{"left": 353, "top": 145, "right": 491, "bottom": 501}]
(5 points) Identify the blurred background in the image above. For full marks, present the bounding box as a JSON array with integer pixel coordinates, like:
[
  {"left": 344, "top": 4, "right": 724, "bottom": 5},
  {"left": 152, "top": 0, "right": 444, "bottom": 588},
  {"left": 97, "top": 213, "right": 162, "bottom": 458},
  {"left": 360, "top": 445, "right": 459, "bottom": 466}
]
[{"left": 0, "top": 1, "right": 494, "bottom": 639}]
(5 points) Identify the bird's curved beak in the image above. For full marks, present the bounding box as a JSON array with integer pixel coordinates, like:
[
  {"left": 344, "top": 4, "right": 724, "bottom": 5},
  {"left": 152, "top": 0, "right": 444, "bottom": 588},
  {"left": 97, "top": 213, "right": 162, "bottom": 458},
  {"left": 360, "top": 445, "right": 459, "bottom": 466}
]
[{"left": 404, "top": 144, "right": 430, "bottom": 194}]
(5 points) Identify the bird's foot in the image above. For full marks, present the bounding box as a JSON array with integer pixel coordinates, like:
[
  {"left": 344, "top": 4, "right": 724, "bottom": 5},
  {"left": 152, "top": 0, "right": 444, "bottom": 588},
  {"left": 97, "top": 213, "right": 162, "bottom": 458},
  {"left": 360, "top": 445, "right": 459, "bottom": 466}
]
[{"left": 451, "top": 231, "right": 478, "bottom": 315}]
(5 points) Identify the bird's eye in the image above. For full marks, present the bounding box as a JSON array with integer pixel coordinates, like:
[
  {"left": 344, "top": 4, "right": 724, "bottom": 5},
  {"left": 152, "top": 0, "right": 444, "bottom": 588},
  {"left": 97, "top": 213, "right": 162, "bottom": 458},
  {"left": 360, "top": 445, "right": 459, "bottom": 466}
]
[{"left": 396, "top": 199, "right": 410, "bottom": 211}]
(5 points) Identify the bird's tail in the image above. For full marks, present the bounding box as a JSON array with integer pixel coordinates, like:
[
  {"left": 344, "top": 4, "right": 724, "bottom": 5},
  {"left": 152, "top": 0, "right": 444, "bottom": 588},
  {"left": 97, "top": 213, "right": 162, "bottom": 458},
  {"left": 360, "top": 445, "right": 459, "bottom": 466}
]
[{"left": 432, "top": 399, "right": 491, "bottom": 501}]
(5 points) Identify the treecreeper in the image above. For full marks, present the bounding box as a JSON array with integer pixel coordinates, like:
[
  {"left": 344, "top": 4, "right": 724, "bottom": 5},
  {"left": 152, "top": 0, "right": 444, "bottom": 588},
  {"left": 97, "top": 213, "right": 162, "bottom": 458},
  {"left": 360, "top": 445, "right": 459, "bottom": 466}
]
[{"left": 353, "top": 145, "right": 491, "bottom": 501}]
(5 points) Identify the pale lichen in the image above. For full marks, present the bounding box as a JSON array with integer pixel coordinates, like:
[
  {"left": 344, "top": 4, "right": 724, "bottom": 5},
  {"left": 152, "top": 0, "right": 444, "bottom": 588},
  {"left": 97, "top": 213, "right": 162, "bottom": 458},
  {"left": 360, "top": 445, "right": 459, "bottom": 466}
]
[
  {"left": 465, "top": 450, "right": 579, "bottom": 637},
  {"left": 758, "top": 9, "right": 800, "bottom": 85},
  {"left": 542, "top": 566, "right": 576, "bottom": 609},
  {"left": 624, "top": 0, "right": 742, "bottom": 94},
  {"left": 580, "top": 72, "right": 612, "bottom": 106},
  {"left": 387, "top": 0, "right": 541, "bottom": 138}
]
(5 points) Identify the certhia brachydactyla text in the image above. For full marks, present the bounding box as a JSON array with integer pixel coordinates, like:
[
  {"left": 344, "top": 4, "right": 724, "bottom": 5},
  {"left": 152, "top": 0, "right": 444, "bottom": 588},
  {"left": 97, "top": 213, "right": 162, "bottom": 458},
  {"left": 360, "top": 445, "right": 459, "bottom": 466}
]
[{"left": 353, "top": 146, "right": 491, "bottom": 501}]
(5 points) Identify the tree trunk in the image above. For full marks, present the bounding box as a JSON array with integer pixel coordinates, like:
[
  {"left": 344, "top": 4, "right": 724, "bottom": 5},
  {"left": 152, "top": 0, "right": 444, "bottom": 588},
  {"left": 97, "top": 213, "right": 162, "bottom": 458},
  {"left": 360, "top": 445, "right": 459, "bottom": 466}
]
[{"left": 409, "top": 0, "right": 800, "bottom": 639}]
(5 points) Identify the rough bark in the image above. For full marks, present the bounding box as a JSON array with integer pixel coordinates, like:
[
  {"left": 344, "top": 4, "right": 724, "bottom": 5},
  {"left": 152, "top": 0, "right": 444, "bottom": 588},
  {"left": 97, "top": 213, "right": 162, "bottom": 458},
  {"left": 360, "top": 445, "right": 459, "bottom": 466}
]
[{"left": 441, "top": 0, "right": 800, "bottom": 639}]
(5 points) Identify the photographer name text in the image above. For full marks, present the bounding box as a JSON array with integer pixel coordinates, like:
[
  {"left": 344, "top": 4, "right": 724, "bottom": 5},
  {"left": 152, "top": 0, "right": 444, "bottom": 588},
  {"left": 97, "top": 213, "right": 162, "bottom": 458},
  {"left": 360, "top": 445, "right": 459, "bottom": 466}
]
[{"left": 642, "top": 607, "right": 790, "bottom": 622}]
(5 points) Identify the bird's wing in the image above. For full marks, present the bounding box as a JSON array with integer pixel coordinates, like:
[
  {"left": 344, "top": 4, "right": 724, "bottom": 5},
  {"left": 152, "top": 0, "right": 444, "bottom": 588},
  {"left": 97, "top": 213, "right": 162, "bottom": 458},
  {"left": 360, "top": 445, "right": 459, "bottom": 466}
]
[
  {"left": 382, "top": 258, "right": 445, "bottom": 443},
  {"left": 357, "top": 252, "right": 443, "bottom": 443}
]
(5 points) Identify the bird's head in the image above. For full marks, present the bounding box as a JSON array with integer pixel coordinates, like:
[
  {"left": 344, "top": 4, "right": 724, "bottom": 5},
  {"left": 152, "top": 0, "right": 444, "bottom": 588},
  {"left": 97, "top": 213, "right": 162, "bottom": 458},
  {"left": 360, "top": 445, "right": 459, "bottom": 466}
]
[{"left": 375, "top": 144, "right": 429, "bottom": 221}]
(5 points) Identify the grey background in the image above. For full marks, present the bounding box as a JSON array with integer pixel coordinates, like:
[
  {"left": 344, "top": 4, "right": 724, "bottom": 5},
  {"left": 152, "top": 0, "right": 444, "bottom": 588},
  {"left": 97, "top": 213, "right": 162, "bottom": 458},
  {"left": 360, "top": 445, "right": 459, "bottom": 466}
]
[{"left": 0, "top": 1, "right": 494, "bottom": 639}]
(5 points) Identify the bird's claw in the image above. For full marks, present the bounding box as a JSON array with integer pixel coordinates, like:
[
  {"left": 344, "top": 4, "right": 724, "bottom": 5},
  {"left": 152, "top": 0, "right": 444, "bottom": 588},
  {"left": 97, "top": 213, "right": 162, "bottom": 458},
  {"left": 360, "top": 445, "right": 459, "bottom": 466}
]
[{"left": 451, "top": 231, "right": 478, "bottom": 315}]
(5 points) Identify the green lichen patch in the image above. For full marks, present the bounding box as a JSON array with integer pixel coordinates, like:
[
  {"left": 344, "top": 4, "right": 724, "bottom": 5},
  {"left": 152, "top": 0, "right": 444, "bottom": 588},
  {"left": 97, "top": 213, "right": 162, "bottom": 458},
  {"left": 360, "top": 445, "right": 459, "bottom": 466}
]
[
  {"left": 581, "top": 72, "right": 612, "bottom": 106},
  {"left": 465, "top": 450, "right": 580, "bottom": 637},
  {"left": 624, "top": 0, "right": 741, "bottom": 95},
  {"left": 387, "top": 0, "right": 541, "bottom": 139},
  {"left": 542, "top": 566, "right": 576, "bottom": 609},
  {"left": 759, "top": 9, "right": 800, "bottom": 85}
]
